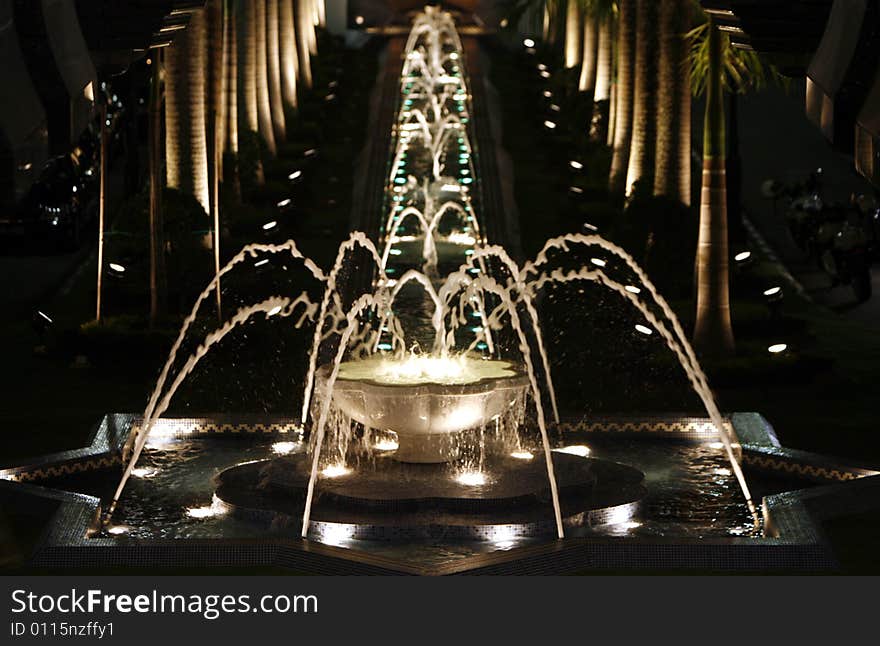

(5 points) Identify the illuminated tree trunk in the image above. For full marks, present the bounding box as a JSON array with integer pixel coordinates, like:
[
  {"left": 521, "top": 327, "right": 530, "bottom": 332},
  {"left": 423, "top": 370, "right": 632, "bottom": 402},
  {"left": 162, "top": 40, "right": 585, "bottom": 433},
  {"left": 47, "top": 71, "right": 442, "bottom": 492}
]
[
  {"left": 609, "top": 0, "right": 635, "bottom": 193},
  {"left": 148, "top": 51, "right": 166, "bottom": 325},
  {"left": 542, "top": 2, "right": 552, "bottom": 42},
  {"left": 206, "top": 0, "right": 226, "bottom": 170},
  {"left": 564, "top": 0, "right": 582, "bottom": 68},
  {"left": 279, "top": 0, "right": 299, "bottom": 113},
  {"left": 306, "top": 0, "right": 318, "bottom": 55},
  {"left": 654, "top": 0, "right": 691, "bottom": 205},
  {"left": 606, "top": 79, "right": 617, "bottom": 146},
  {"left": 205, "top": 0, "right": 226, "bottom": 222},
  {"left": 255, "top": 0, "right": 277, "bottom": 156},
  {"left": 224, "top": 0, "right": 241, "bottom": 199},
  {"left": 590, "top": 13, "right": 613, "bottom": 142},
  {"left": 693, "top": 21, "right": 735, "bottom": 355},
  {"left": 236, "top": 0, "right": 265, "bottom": 186},
  {"left": 266, "top": 0, "right": 286, "bottom": 143},
  {"left": 578, "top": 12, "right": 598, "bottom": 93},
  {"left": 165, "top": 8, "right": 210, "bottom": 214},
  {"left": 625, "top": 0, "right": 659, "bottom": 196},
  {"left": 295, "top": 0, "right": 313, "bottom": 88}
]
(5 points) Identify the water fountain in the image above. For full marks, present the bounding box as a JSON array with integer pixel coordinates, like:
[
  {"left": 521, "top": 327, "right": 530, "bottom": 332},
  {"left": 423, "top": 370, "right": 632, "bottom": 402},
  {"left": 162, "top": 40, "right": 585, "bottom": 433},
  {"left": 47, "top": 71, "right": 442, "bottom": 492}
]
[{"left": 98, "top": 7, "right": 760, "bottom": 547}]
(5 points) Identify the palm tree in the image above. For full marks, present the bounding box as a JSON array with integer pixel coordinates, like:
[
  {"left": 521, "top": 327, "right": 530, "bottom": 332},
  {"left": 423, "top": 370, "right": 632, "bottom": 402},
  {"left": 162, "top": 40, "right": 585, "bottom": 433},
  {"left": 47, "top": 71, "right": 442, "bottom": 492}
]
[
  {"left": 295, "top": 0, "right": 313, "bottom": 89},
  {"left": 254, "top": 0, "right": 277, "bottom": 157},
  {"left": 148, "top": 50, "right": 166, "bottom": 325},
  {"left": 689, "top": 16, "right": 772, "bottom": 354},
  {"left": 564, "top": 0, "right": 583, "bottom": 69},
  {"left": 653, "top": 0, "right": 692, "bottom": 205},
  {"left": 164, "top": 8, "right": 209, "bottom": 214},
  {"left": 266, "top": 0, "right": 287, "bottom": 144},
  {"left": 279, "top": 0, "right": 299, "bottom": 115},
  {"left": 223, "top": 0, "right": 241, "bottom": 198},
  {"left": 578, "top": 7, "right": 598, "bottom": 93},
  {"left": 236, "top": 0, "right": 265, "bottom": 186},
  {"left": 624, "top": 0, "right": 659, "bottom": 196},
  {"left": 589, "top": 0, "right": 615, "bottom": 142},
  {"left": 608, "top": 0, "right": 635, "bottom": 193}
]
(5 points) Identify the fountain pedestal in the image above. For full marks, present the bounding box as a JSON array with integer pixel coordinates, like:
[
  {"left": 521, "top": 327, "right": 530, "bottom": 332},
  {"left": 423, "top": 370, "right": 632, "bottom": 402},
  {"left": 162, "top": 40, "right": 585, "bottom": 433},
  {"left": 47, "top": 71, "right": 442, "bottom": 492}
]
[{"left": 315, "top": 358, "right": 529, "bottom": 463}]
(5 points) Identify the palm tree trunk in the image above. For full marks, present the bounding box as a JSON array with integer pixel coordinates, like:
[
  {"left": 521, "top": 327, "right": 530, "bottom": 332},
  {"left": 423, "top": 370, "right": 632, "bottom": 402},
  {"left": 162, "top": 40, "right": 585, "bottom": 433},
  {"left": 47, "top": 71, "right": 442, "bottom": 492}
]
[
  {"left": 578, "top": 12, "right": 598, "bottom": 93},
  {"left": 693, "top": 21, "right": 735, "bottom": 355},
  {"left": 206, "top": 0, "right": 226, "bottom": 174},
  {"left": 223, "top": 0, "right": 241, "bottom": 200},
  {"left": 165, "top": 8, "right": 210, "bottom": 214},
  {"left": 653, "top": 0, "right": 691, "bottom": 205},
  {"left": 590, "top": 13, "right": 613, "bottom": 142},
  {"left": 306, "top": 0, "right": 318, "bottom": 55},
  {"left": 609, "top": 0, "right": 636, "bottom": 193},
  {"left": 266, "top": 0, "right": 287, "bottom": 144},
  {"left": 148, "top": 50, "right": 166, "bottom": 325},
  {"left": 606, "top": 78, "right": 617, "bottom": 146},
  {"left": 564, "top": 0, "right": 582, "bottom": 68},
  {"left": 237, "top": 0, "right": 265, "bottom": 186},
  {"left": 254, "top": 0, "right": 277, "bottom": 157},
  {"left": 625, "top": 0, "right": 659, "bottom": 196},
  {"left": 279, "top": 0, "right": 299, "bottom": 114},
  {"left": 295, "top": 0, "right": 313, "bottom": 89}
]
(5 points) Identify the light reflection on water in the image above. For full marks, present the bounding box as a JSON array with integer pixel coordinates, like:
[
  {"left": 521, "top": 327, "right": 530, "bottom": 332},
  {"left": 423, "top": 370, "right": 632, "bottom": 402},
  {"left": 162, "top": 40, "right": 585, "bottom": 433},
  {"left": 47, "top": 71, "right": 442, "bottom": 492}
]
[
  {"left": 82, "top": 432, "right": 762, "bottom": 565},
  {"left": 33, "top": 429, "right": 766, "bottom": 566}
]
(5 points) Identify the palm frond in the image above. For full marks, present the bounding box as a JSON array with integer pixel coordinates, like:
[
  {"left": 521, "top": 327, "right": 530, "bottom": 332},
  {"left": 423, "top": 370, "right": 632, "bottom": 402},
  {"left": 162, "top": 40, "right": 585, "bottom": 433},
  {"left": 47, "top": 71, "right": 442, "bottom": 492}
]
[{"left": 687, "top": 20, "right": 782, "bottom": 98}]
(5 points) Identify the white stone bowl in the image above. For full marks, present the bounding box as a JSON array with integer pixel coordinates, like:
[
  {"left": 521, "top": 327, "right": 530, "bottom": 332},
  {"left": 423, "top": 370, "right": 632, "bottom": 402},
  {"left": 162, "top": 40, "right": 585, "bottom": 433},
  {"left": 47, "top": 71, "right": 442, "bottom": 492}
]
[{"left": 315, "top": 358, "right": 529, "bottom": 463}]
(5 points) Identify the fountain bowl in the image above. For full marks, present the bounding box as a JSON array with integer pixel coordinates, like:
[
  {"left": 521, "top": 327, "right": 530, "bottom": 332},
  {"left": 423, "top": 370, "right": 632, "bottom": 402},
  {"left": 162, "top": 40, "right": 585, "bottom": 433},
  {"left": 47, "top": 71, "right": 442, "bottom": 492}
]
[{"left": 315, "top": 357, "right": 529, "bottom": 463}]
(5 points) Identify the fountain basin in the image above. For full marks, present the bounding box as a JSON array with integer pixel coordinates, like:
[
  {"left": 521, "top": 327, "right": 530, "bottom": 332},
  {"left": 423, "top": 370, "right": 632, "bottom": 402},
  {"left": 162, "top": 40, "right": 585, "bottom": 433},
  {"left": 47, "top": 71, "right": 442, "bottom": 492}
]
[{"left": 315, "top": 357, "right": 529, "bottom": 462}]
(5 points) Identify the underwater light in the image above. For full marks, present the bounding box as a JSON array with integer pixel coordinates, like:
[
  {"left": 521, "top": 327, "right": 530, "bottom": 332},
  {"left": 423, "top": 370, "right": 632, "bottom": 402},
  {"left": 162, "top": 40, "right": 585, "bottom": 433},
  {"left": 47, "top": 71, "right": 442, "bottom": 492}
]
[
  {"left": 374, "top": 438, "right": 400, "bottom": 451},
  {"left": 555, "top": 445, "right": 591, "bottom": 457},
  {"left": 262, "top": 221, "right": 278, "bottom": 231},
  {"left": 510, "top": 451, "right": 534, "bottom": 460},
  {"left": 106, "top": 525, "right": 131, "bottom": 536},
  {"left": 625, "top": 285, "right": 641, "bottom": 294},
  {"left": 523, "top": 38, "right": 535, "bottom": 48},
  {"left": 277, "top": 198, "right": 291, "bottom": 208},
  {"left": 288, "top": 170, "right": 302, "bottom": 180},
  {"left": 734, "top": 251, "right": 751, "bottom": 262},
  {"left": 267, "top": 305, "right": 283, "bottom": 317},
  {"left": 590, "top": 258, "right": 606, "bottom": 267},
  {"left": 456, "top": 471, "right": 487, "bottom": 486},
  {"left": 131, "top": 467, "right": 157, "bottom": 479},
  {"left": 272, "top": 441, "right": 298, "bottom": 455},
  {"left": 634, "top": 324, "right": 653, "bottom": 336},
  {"left": 543, "top": 120, "right": 557, "bottom": 129},
  {"left": 768, "top": 343, "right": 788, "bottom": 354},
  {"left": 109, "top": 263, "right": 126, "bottom": 273},
  {"left": 321, "top": 464, "right": 351, "bottom": 479},
  {"left": 570, "top": 160, "right": 583, "bottom": 170},
  {"left": 186, "top": 496, "right": 227, "bottom": 519}
]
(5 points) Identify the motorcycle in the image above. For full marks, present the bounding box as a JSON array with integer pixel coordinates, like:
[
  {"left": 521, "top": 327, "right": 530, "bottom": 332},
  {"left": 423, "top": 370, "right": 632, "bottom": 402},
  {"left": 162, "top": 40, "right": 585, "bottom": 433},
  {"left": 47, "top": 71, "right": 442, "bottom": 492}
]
[{"left": 814, "top": 208, "right": 872, "bottom": 302}]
